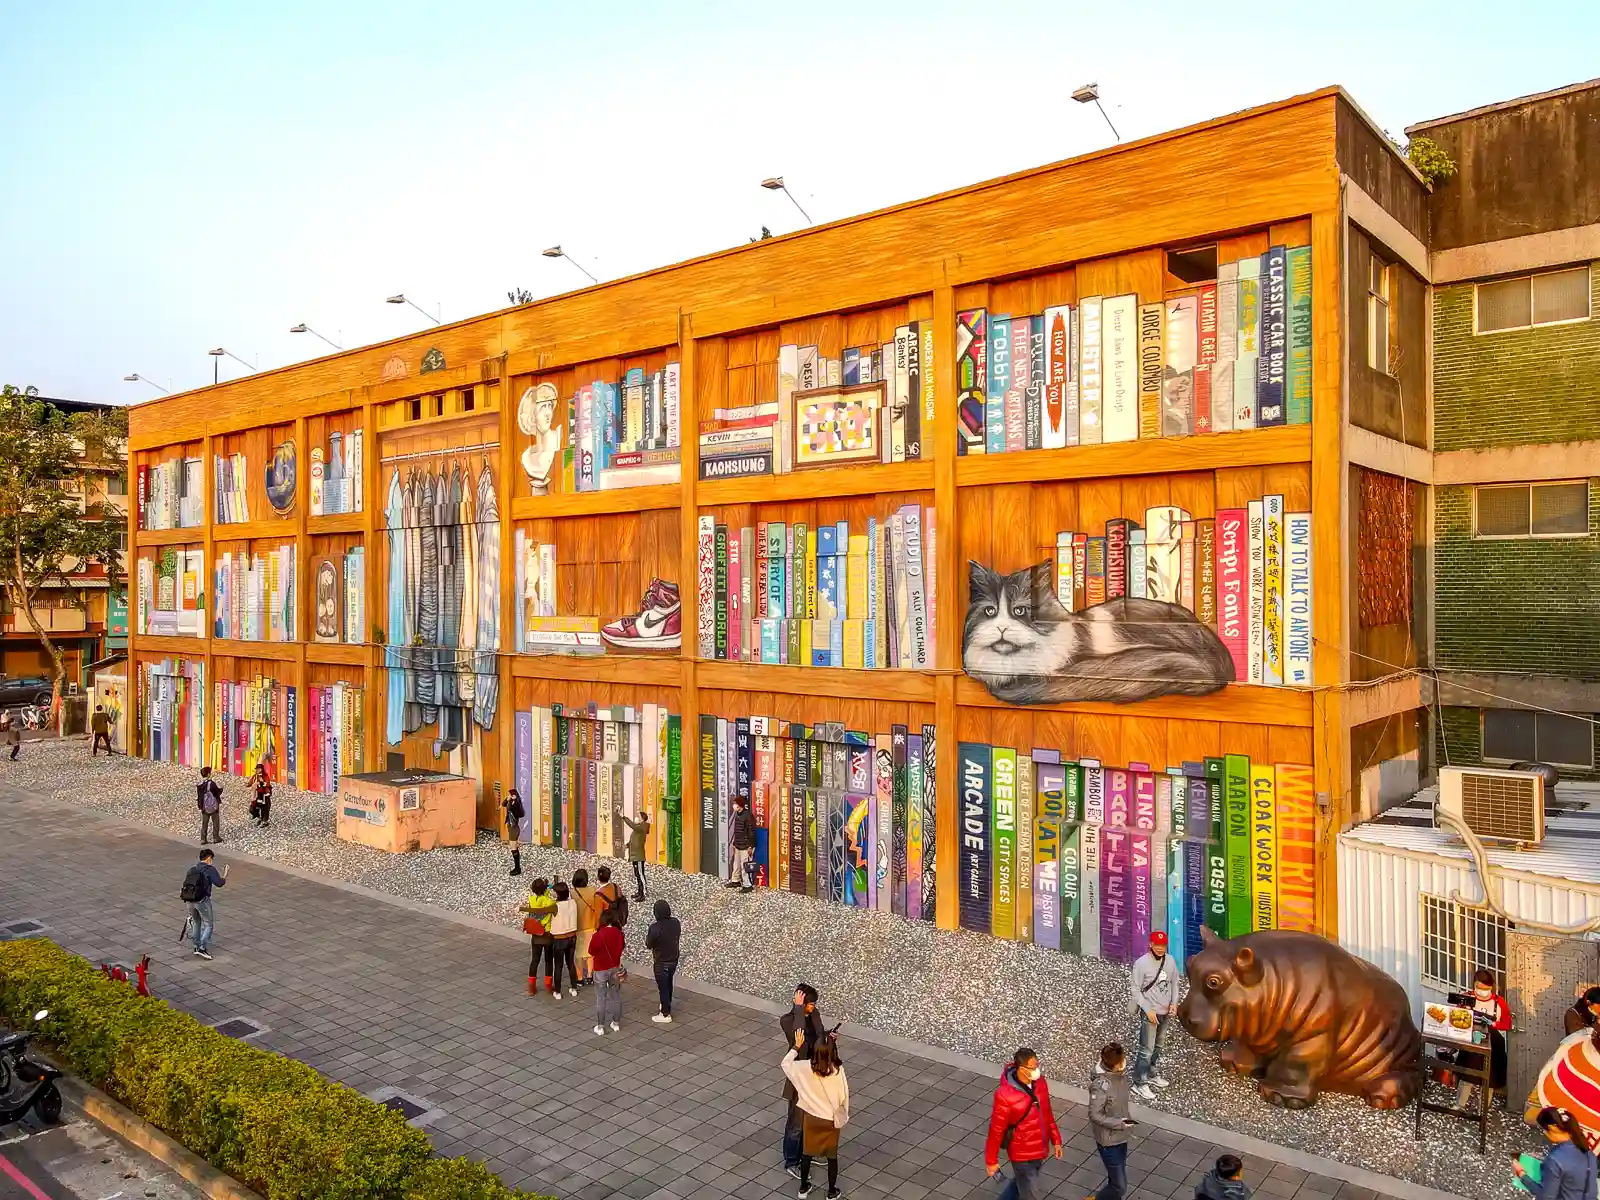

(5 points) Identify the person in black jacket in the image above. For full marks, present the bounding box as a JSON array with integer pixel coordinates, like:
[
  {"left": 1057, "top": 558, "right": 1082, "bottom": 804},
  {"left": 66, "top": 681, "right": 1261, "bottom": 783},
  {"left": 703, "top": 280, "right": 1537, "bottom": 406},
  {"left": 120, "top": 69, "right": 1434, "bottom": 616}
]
[
  {"left": 503, "top": 788, "right": 526, "bottom": 877},
  {"left": 180, "top": 848, "right": 228, "bottom": 960},
  {"left": 780, "top": 983, "right": 826, "bottom": 1176},
  {"left": 646, "top": 899, "right": 681, "bottom": 1024},
  {"left": 727, "top": 797, "right": 756, "bottom": 891},
  {"left": 196, "top": 767, "right": 224, "bottom": 844}
]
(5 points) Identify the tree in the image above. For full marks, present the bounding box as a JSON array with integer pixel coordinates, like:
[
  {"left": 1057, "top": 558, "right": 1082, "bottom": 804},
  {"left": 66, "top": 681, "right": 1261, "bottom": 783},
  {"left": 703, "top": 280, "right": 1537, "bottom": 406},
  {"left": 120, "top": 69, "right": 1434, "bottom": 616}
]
[
  {"left": 749, "top": 226, "right": 773, "bottom": 243},
  {"left": 507, "top": 287, "right": 535, "bottom": 306},
  {"left": 0, "top": 385, "right": 127, "bottom": 711}
]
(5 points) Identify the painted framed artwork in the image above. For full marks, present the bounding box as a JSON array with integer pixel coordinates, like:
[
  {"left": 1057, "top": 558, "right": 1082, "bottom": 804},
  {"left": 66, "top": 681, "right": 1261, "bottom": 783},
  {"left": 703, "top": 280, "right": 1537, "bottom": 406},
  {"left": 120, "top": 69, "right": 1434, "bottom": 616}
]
[{"left": 790, "top": 381, "right": 883, "bottom": 470}]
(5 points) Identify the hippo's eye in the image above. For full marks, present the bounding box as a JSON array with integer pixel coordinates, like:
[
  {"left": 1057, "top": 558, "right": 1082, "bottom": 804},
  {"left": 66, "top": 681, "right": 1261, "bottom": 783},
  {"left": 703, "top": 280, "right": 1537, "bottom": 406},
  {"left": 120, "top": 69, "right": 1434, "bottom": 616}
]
[{"left": 1206, "top": 974, "right": 1224, "bottom": 991}]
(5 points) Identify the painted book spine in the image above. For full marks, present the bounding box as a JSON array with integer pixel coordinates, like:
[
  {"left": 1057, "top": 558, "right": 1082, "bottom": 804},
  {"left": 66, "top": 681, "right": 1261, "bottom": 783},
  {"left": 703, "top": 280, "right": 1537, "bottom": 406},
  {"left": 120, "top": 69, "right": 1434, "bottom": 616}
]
[
  {"left": 1250, "top": 763, "right": 1277, "bottom": 932},
  {"left": 1137, "top": 302, "right": 1164, "bottom": 441},
  {"left": 1100, "top": 825, "right": 1129, "bottom": 963},
  {"left": 1274, "top": 763, "right": 1316, "bottom": 932},
  {"left": 1215, "top": 508, "right": 1248, "bottom": 679},
  {"left": 1203, "top": 759, "right": 1228, "bottom": 936},
  {"left": 1105, "top": 519, "right": 1128, "bottom": 601},
  {"left": 1163, "top": 294, "right": 1197, "bottom": 437},
  {"left": 1263, "top": 494, "right": 1285, "bottom": 686},
  {"left": 1257, "top": 246, "right": 1288, "bottom": 427},
  {"left": 990, "top": 746, "right": 1017, "bottom": 939},
  {"left": 1195, "top": 283, "right": 1218, "bottom": 434},
  {"left": 1131, "top": 831, "right": 1153, "bottom": 952},
  {"left": 904, "top": 321, "right": 923, "bottom": 460},
  {"left": 699, "top": 715, "right": 718, "bottom": 875},
  {"left": 1078, "top": 297, "right": 1103, "bottom": 445},
  {"left": 921, "top": 723, "right": 937, "bottom": 920},
  {"left": 1016, "top": 754, "right": 1034, "bottom": 943},
  {"left": 1034, "top": 758, "right": 1064, "bottom": 951},
  {"left": 1286, "top": 246, "right": 1313, "bottom": 425},
  {"left": 958, "top": 742, "right": 992, "bottom": 934},
  {"left": 1024, "top": 315, "right": 1045, "bottom": 451},
  {"left": 906, "top": 734, "right": 923, "bottom": 920},
  {"left": 1234, "top": 257, "right": 1261, "bottom": 430},
  {"left": 1005, "top": 316, "right": 1028, "bottom": 452},
  {"left": 1213, "top": 262, "right": 1238, "bottom": 433},
  {"left": 1043, "top": 305, "right": 1071, "bottom": 449},
  {"left": 1197, "top": 519, "right": 1217, "bottom": 629},
  {"left": 986, "top": 314, "right": 1011, "bottom": 455},
  {"left": 874, "top": 736, "right": 892, "bottom": 911},
  {"left": 1247, "top": 500, "right": 1265, "bottom": 686},
  {"left": 697, "top": 515, "right": 715, "bottom": 658},
  {"left": 956, "top": 309, "right": 987, "bottom": 456},
  {"left": 1103, "top": 294, "right": 1139, "bottom": 443},
  {"left": 1285, "top": 512, "right": 1313, "bottom": 685},
  {"left": 1223, "top": 754, "right": 1252, "bottom": 938}
]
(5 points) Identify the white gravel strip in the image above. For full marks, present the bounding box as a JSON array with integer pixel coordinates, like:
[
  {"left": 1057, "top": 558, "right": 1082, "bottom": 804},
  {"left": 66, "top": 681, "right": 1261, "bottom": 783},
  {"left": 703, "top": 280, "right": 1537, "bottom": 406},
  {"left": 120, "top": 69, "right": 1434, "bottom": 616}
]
[{"left": 3, "top": 738, "right": 1533, "bottom": 1198}]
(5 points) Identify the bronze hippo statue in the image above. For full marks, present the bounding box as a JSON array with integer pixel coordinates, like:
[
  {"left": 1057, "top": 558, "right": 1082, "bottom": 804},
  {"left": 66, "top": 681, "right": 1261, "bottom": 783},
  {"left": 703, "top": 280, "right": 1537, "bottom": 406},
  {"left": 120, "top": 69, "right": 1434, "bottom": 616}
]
[{"left": 1177, "top": 927, "right": 1421, "bottom": 1110}]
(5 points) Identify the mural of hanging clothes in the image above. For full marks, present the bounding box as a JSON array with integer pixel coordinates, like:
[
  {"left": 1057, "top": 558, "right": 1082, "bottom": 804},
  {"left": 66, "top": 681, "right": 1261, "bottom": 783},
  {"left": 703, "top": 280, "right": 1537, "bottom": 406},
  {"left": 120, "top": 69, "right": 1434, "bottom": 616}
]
[{"left": 382, "top": 453, "right": 501, "bottom": 757}]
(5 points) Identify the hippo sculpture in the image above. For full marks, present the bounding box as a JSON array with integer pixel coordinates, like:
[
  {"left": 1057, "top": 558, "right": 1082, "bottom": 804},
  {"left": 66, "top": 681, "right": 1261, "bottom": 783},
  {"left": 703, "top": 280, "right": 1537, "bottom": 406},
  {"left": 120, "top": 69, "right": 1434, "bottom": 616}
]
[{"left": 1177, "top": 927, "right": 1421, "bottom": 1110}]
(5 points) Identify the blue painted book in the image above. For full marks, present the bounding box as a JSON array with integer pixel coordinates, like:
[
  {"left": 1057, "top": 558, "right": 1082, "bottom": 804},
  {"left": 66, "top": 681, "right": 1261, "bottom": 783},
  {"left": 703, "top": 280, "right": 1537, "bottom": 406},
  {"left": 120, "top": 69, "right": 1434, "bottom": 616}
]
[{"left": 986, "top": 315, "right": 1011, "bottom": 455}]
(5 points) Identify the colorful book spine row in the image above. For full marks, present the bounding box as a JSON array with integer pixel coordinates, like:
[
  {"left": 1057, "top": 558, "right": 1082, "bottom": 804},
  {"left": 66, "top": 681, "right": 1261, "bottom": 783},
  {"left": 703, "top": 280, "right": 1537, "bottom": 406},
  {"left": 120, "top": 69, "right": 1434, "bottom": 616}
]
[
  {"left": 695, "top": 507, "right": 937, "bottom": 669},
  {"left": 137, "top": 456, "right": 203, "bottom": 531},
  {"left": 956, "top": 744, "right": 1315, "bottom": 967},
  {"left": 212, "top": 546, "right": 297, "bottom": 642},
  {"left": 209, "top": 674, "right": 286, "bottom": 780},
  {"left": 1053, "top": 495, "right": 1313, "bottom": 686},
  {"left": 306, "top": 682, "right": 363, "bottom": 795},
  {"left": 136, "top": 657, "right": 205, "bottom": 768},
  {"left": 138, "top": 548, "right": 205, "bottom": 637},
  {"left": 514, "top": 703, "right": 683, "bottom": 868},
  {"left": 214, "top": 453, "right": 252, "bottom": 524},
  {"left": 955, "top": 245, "right": 1310, "bottom": 455},
  {"left": 310, "top": 428, "right": 364, "bottom": 516},
  {"left": 560, "top": 364, "right": 683, "bottom": 493},
  {"left": 697, "top": 714, "right": 938, "bottom": 922}
]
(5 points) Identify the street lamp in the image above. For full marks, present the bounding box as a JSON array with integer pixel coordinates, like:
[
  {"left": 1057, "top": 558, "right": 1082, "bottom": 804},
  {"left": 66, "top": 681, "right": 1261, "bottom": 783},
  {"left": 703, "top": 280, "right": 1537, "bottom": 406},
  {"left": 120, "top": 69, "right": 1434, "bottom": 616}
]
[
  {"left": 123, "top": 373, "right": 169, "bottom": 394},
  {"left": 540, "top": 245, "right": 599, "bottom": 285},
  {"left": 760, "top": 176, "right": 812, "bottom": 225},
  {"left": 385, "top": 294, "right": 442, "bottom": 325},
  {"left": 208, "top": 347, "right": 257, "bottom": 385},
  {"left": 1072, "top": 82, "right": 1121, "bottom": 143},
  {"left": 289, "top": 323, "right": 343, "bottom": 350}
]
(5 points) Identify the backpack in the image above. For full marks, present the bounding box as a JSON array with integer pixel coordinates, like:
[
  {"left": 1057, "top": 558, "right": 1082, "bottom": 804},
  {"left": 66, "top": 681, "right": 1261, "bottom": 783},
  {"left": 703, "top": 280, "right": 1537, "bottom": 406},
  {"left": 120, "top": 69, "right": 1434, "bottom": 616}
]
[
  {"left": 179, "top": 865, "right": 205, "bottom": 902},
  {"left": 599, "top": 884, "right": 628, "bottom": 927}
]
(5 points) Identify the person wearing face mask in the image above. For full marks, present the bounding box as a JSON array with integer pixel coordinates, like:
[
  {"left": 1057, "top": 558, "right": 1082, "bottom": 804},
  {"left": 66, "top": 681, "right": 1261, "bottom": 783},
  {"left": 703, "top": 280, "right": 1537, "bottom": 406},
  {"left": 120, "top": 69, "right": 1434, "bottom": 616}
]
[
  {"left": 1513, "top": 1107, "right": 1598, "bottom": 1199},
  {"left": 1455, "top": 968, "right": 1511, "bottom": 1111},
  {"left": 1563, "top": 984, "right": 1600, "bottom": 1037},
  {"left": 984, "top": 1048, "right": 1063, "bottom": 1200}
]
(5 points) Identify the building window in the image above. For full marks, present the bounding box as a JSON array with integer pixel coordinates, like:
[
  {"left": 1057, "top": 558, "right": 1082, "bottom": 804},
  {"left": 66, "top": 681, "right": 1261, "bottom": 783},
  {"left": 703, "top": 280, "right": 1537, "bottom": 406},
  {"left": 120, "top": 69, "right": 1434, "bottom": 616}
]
[
  {"left": 1475, "top": 265, "right": 1591, "bottom": 333},
  {"left": 1474, "top": 481, "right": 1589, "bottom": 538},
  {"left": 1482, "top": 709, "right": 1595, "bottom": 769},
  {"left": 1421, "top": 894, "right": 1508, "bottom": 993},
  {"left": 107, "top": 471, "right": 127, "bottom": 497},
  {"left": 1367, "top": 254, "right": 1391, "bottom": 373}
]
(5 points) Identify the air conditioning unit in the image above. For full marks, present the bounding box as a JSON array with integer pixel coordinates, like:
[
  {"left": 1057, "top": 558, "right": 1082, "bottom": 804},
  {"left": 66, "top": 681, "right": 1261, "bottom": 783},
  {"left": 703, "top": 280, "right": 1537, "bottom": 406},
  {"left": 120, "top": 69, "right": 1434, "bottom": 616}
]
[{"left": 1437, "top": 766, "right": 1545, "bottom": 845}]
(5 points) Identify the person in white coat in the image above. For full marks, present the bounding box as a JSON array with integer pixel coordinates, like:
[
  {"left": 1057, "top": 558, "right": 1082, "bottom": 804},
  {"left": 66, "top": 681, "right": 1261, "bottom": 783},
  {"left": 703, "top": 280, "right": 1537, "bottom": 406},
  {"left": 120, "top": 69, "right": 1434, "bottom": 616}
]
[{"left": 782, "top": 1027, "right": 849, "bottom": 1200}]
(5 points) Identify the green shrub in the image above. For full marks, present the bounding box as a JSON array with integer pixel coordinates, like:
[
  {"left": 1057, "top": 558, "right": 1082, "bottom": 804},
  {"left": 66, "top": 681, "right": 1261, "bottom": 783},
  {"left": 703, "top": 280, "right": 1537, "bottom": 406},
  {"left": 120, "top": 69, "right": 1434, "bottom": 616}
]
[{"left": 0, "top": 940, "right": 550, "bottom": 1200}]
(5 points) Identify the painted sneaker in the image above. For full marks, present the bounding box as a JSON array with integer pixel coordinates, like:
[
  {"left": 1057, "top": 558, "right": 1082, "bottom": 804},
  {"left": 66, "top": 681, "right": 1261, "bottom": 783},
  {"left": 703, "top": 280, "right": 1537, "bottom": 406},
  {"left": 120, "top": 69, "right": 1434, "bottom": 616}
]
[{"left": 602, "top": 580, "right": 682, "bottom": 650}]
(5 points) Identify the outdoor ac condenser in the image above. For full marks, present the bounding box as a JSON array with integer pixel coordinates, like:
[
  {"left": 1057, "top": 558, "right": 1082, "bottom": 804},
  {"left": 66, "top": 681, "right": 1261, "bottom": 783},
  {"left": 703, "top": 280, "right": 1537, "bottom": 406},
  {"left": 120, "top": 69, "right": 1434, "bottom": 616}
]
[{"left": 1437, "top": 766, "right": 1546, "bottom": 845}]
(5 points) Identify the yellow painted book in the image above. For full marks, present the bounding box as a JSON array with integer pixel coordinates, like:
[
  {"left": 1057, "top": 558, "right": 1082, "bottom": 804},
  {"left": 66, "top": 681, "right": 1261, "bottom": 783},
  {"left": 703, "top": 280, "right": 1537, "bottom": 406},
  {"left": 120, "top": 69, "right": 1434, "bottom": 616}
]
[
  {"left": 847, "top": 535, "right": 869, "bottom": 619},
  {"left": 842, "top": 618, "right": 865, "bottom": 668}
]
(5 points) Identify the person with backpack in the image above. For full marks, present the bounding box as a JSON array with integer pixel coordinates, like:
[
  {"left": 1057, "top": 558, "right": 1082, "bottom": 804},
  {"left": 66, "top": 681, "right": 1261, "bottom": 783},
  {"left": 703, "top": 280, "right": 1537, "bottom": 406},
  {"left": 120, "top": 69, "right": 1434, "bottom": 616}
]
[
  {"left": 521, "top": 878, "right": 558, "bottom": 996},
  {"left": 1129, "top": 930, "right": 1178, "bottom": 1101},
  {"left": 728, "top": 797, "right": 756, "bottom": 890},
  {"left": 573, "top": 867, "right": 600, "bottom": 988},
  {"left": 645, "top": 899, "right": 681, "bottom": 1024},
  {"left": 619, "top": 810, "right": 651, "bottom": 901},
  {"left": 1088, "top": 1042, "right": 1136, "bottom": 1200},
  {"left": 782, "top": 1027, "right": 849, "bottom": 1200},
  {"left": 549, "top": 880, "right": 579, "bottom": 999},
  {"left": 196, "top": 767, "right": 224, "bottom": 844},
  {"left": 983, "top": 1047, "right": 1063, "bottom": 1200},
  {"left": 781, "top": 984, "right": 827, "bottom": 1176},
  {"left": 1194, "top": 1154, "right": 1250, "bottom": 1199},
  {"left": 503, "top": 788, "right": 526, "bottom": 877},
  {"left": 595, "top": 865, "right": 628, "bottom": 929},
  {"left": 590, "top": 910, "right": 626, "bottom": 1035},
  {"left": 1514, "top": 1106, "right": 1599, "bottom": 1199},
  {"left": 180, "top": 848, "right": 227, "bottom": 960},
  {"left": 248, "top": 764, "right": 273, "bottom": 828}
]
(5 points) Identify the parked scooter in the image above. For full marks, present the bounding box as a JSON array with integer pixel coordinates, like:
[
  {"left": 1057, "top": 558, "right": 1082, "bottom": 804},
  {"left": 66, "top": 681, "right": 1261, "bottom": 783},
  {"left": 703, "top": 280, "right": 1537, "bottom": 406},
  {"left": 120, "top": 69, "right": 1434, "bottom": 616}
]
[{"left": 0, "top": 1010, "right": 62, "bottom": 1125}]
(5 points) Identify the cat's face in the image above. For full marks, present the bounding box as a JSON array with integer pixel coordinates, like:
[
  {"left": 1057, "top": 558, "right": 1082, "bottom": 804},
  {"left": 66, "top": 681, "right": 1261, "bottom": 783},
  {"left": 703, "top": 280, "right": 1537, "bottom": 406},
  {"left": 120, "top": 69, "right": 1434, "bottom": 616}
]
[{"left": 963, "top": 561, "right": 1064, "bottom": 676}]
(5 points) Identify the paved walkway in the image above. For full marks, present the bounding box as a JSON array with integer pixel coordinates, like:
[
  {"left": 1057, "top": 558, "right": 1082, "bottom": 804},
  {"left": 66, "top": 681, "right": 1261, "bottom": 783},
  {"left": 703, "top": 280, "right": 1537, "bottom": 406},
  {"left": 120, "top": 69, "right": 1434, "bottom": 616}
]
[{"left": 0, "top": 790, "right": 1428, "bottom": 1200}]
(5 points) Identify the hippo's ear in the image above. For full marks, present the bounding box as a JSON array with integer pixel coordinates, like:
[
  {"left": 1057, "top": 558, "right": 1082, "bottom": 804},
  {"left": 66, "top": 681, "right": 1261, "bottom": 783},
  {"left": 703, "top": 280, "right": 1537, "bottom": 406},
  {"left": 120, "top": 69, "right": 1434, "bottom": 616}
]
[
  {"left": 1232, "top": 945, "right": 1262, "bottom": 986},
  {"left": 1198, "top": 926, "right": 1220, "bottom": 948}
]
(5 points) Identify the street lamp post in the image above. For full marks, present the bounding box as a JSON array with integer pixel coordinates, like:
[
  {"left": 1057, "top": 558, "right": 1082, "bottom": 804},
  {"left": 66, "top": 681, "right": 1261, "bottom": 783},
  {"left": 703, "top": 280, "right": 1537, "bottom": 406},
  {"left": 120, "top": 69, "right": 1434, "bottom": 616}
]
[
  {"left": 760, "top": 177, "right": 813, "bottom": 225},
  {"left": 208, "top": 348, "right": 257, "bottom": 385},
  {"left": 385, "top": 294, "right": 442, "bottom": 325},
  {"left": 122, "top": 373, "right": 169, "bottom": 394},
  {"left": 289, "top": 323, "right": 343, "bottom": 350},
  {"left": 1071, "top": 82, "right": 1121, "bottom": 143},
  {"left": 541, "top": 246, "right": 600, "bottom": 285}
]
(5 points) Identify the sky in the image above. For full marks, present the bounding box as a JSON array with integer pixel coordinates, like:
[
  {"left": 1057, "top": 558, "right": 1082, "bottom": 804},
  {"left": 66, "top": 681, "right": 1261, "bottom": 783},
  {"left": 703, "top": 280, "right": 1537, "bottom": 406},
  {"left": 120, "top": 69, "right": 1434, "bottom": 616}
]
[{"left": 2, "top": 1, "right": 1596, "bottom": 403}]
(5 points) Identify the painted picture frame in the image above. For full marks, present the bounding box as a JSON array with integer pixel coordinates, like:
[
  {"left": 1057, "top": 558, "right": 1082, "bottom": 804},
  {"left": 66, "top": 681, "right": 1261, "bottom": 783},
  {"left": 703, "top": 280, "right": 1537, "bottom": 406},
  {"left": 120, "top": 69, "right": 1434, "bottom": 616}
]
[
  {"left": 312, "top": 555, "right": 341, "bottom": 643},
  {"left": 790, "top": 381, "right": 884, "bottom": 470}
]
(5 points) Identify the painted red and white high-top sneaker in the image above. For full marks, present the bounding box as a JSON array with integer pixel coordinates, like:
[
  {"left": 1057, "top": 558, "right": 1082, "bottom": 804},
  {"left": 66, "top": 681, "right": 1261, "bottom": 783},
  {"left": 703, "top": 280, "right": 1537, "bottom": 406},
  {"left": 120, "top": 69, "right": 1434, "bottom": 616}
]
[{"left": 602, "top": 579, "right": 682, "bottom": 650}]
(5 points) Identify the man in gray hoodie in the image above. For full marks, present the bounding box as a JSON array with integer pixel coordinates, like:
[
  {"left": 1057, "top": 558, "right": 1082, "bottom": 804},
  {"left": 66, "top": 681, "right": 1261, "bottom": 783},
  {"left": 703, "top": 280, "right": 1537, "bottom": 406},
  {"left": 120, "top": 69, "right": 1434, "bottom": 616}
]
[
  {"left": 1087, "top": 1042, "right": 1135, "bottom": 1200},
  {"left": 1129, "top": 930, "right": 1178, "bottom": 1102}
]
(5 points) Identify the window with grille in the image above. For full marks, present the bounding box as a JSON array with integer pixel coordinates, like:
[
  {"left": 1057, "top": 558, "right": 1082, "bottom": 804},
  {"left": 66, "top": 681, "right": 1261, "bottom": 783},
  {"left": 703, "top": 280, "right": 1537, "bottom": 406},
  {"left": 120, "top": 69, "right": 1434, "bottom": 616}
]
[
  {"left": 1483, "top": 709, "right": 1595, "bottom": 769},
  {"left": 1368, "top": 254, "right": 1391, "bottom": 373},
  {"left": 1476, "top": 266, "right": 1591, "bottom": 333},
  {"left": 1420, "top": 894, "right": 1508, "bottom": 992},
  {"left": 1474, "top": 481, "right": 1589, "bottom": 537}
]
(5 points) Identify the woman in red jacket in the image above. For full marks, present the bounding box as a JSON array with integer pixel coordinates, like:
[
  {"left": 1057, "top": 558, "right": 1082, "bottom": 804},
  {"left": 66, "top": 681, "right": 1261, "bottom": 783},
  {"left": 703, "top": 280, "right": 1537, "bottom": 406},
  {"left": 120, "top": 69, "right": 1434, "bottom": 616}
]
[
  {"left": 984, "top": 1048, "right": 1063, "bottom": 1200},
  {"left": 589, "top": 911, "right": 626, "bottom": 1036},
  {"left": 1457, "top": 967, "right": 1512, "bottom": 1110}
]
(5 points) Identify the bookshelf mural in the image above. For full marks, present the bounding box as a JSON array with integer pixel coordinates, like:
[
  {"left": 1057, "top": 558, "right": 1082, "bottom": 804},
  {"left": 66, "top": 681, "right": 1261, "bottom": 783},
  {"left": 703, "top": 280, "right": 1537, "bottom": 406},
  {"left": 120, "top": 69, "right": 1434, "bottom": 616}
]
[
  {"left": 138, "top": 454, "right": 203, "bottom": 530},
  {"left": 381, "top": 456, "right": 502, "bottom": 753},
  {"left": 213, "top": 545, "right": 297, "bottom": 642},
  {"left": 137, "top": 548, "right": 205, "bottom": 637},
  {"left": 955, "top": 743, "right": 1315, "bottom": 968},
  {"left": 956, "top": 245, "right": 1311, "bottom": 454},
  {"left": 699, "top": 713, "right": 939, "bottom": 921},
  {"left": 532, "top": 363, "right": 682, "bottom": 494},
  {"left": 963, "top": 492, "right": 1312, "bottom": 704},
  {"left": 696, "top": 507, "right": 936, "bottom": 668},
  {"left": 514, "top": 702, "right": 683, "bottom": 867},
  {"left": 210, "top": 674, "right": 286, "bottom": 781},
  {"left": 310, "top": 427, "right": 364, "bottom": 515},
  {"left": 136, "top": 657, "right": 205, "bottom": 768},
  {"left": 305, "top": 681, "right": 364, "bottom": 795}
]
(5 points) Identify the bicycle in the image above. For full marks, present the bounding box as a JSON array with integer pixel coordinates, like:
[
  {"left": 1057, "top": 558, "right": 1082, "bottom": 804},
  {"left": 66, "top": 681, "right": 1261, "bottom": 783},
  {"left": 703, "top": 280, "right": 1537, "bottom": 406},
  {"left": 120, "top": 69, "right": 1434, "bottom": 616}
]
[{"left": 18, "top": 703, "right": 51, "bottom": 731}]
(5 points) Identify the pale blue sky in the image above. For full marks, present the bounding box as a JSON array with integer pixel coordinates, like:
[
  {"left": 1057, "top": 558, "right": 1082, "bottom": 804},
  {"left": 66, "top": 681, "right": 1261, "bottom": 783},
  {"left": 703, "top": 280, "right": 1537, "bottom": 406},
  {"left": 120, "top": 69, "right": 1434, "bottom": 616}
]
[{"left": 2, "top": 1, "right": 1595, "bottom": 402}]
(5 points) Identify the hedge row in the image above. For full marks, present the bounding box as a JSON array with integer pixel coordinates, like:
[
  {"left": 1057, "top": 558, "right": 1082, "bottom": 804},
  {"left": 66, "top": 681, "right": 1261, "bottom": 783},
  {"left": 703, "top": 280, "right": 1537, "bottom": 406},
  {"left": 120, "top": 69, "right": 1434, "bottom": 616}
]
[{"left": 0, "top": 940, "right": 549, "bottom": 1200}]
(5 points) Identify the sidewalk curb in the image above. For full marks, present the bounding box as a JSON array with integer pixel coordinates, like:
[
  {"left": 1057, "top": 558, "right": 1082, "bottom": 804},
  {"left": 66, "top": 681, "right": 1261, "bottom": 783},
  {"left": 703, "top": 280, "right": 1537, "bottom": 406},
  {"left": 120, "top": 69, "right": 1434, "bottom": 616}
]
[
  {"left": 57, "top": 1076, "right": 263, "bottom": 1200},
  {"left": 15, "top": 788, "right": 1469, "bottom": 1200}
]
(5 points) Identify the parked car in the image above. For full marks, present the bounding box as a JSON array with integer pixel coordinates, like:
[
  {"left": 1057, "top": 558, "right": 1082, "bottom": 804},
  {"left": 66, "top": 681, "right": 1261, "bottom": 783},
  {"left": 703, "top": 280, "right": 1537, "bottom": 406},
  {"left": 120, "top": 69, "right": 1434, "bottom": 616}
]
[{"left": 0, "top": 675, "right": 53, "bottom": 710}]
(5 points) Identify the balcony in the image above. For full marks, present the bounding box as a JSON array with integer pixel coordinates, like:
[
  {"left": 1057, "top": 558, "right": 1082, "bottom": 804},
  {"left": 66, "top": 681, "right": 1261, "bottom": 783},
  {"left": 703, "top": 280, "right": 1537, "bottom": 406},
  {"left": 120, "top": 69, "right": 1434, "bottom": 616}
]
[{"left": 3, "top": 607, "right": 89, "bottom": 634}]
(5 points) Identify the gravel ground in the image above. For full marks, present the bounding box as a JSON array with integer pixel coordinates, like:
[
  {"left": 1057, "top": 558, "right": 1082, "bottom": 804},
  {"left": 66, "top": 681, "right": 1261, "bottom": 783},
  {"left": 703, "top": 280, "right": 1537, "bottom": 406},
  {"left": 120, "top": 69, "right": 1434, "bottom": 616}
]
[{"left": 3, "top": 738, "right": 1535, "bottom": 1198}]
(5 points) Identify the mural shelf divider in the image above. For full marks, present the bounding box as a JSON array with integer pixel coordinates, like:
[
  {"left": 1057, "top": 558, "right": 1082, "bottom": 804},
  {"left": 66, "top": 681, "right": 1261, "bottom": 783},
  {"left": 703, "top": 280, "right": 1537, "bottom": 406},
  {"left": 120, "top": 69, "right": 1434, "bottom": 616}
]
[
  {"left": 306, "top": 641, "right": 370, "bottom": 666},
  {"left": 210, "top": 518, "right": 298, "bottom": 542},
  {"left": 306, "top": 512, "right": 365, "bottom": 534},
  {"left": 137, "top": 633, "right": 208, "bottom": 654},
  {"left": 210, "top": 638, "right": 300, "bottom": 663},
  {"left": 952, "top": 676, "right": 1316, "bottom": 726},
  {"left": 505, "top": 319, "right": 681, "bottom": 377},
  {"left": 509, "top": 484, "right": 681, "bottom": 520},
  {"left": 955, "top": 425, "right": 1313, "bottom": 488},
  {"left": 697, "top": 659, "right": 939, "bottom": 703},
  {"left": 510, "top": 653, "right": 680, "bottom": 685},
  {"left": 134, "top": 527, "right": 203, "bottom": 547},
  {"left": 699, "top": 460, "right": 935, "bottom": 507},
  {"left": 369, "top": 362, "right": 501, "bottom": 409}
]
